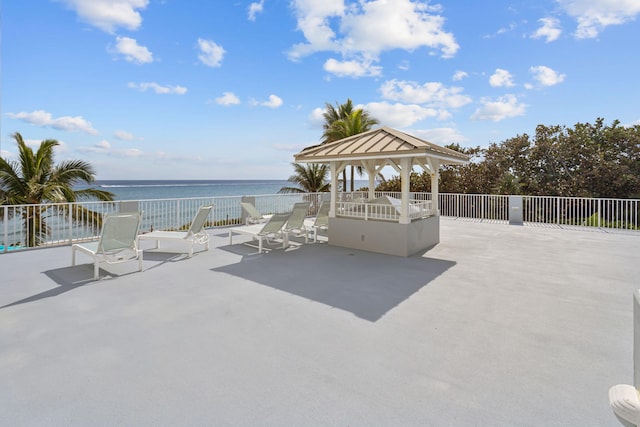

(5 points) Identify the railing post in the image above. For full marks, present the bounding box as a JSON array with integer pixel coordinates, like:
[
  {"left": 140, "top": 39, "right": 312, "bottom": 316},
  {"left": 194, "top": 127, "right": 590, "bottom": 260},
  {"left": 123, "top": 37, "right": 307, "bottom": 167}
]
[
  {"left": 68, "top": 203, "right": 74, "bottom": 244},
  {"left": 2, "top": 207, "right": 7, "bottom": 252},
  {"left": 598, "top": 199, "right": 601, "bottom": 228},
  {"left": 556, "top": 198, "right": 560, "bottom": 225},
  {"left": 176, "top": 199, "right": 181, "bottom": 230}
]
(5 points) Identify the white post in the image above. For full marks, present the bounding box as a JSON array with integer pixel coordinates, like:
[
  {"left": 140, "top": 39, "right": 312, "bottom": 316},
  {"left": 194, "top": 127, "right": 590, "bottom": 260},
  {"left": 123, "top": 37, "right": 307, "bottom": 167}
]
[
  {"left": 368, "top": 174, "right": 376, "bottom": 200},
  {"left": 399, "top": 157, "right": 411, "bottom": 224},
  {"left": 429, "top": 159, "right": 440, "bottom": 215},
  {"left": 330, "top": 161, "right": 338, "bottom": 218},
  {"left": 364, "top": 161, "right": 376, "bottom": 201},
  {"left": 2, "top": 206, "right": 7, "bottom": 252}
]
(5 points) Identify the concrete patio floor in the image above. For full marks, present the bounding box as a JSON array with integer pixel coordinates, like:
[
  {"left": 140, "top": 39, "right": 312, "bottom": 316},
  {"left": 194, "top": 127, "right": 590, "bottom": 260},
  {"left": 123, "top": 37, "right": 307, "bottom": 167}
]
[{"left": 0, "top": 218, "right": 638, "bottom": 426}]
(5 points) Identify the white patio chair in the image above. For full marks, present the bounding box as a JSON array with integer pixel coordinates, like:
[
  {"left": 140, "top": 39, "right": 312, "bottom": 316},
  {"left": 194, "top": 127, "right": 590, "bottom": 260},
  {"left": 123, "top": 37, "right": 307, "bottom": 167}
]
[
  {"left": 240, "top": 202, "right": 269, "bottom": 225},
  {"left": 138, "top": 204, "right": 213, "bottom": 257},
  {"left": 284, "top": 201, "right": 311, "bottom": 244},
  {"left": 71, "top": 212, "right": 143, "bottom": 280},
  {"left": 228, "top": 212, "right": 291, "bottom": 253},
  {"left": 304, "top": 201, "right": 330, "bottom": 242}
]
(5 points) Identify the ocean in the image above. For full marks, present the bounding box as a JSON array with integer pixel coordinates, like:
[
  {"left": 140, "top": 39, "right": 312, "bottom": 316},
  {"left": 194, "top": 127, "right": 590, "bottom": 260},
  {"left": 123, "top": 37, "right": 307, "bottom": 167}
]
[
  {"left": 90, "top": 180, "right": 370, "bottom": 201},
  {"left": 93, "top": 180, "right": 291, "bottom": 201}
]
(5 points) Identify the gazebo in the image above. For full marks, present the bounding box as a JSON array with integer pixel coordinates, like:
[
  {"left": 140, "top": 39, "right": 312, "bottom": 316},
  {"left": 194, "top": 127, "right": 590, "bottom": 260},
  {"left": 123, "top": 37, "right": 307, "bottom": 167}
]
[{"left": 294, "top": 126, "right": 469, "bottom": 256}]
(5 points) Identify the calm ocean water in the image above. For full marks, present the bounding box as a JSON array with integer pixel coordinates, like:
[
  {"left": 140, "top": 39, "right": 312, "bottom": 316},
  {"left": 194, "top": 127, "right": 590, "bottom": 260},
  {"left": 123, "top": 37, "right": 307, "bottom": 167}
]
[
  {"left": 88, "top": 180, "right": 370, "bottom": 201},
  {"left": 93, "top": 180, "right": 290, "bottom": 201}
]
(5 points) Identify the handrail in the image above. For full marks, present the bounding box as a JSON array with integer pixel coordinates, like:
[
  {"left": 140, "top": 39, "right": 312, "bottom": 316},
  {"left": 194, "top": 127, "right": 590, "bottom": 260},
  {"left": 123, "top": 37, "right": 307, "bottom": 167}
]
[
  {"left": 335, "top": 200, "right": 433, "bottom": 221},
  {"left": 1, "top": 192, "right": 638, "bottom": 252}
]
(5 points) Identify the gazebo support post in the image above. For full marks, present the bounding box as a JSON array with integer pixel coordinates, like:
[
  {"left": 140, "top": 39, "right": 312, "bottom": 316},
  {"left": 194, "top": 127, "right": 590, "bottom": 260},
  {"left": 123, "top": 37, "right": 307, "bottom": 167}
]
[
  {"left": 330, "top": 161, "right": 349, "bottom": 218},
  {"left": 329, "top": 161, "right": 338, "bottom": 218},
  {"left": 362, "top": 160, "right": 377, "bottom": 201},
  {"left": 428, "top": 158, "right": 440, "bottom": 215},
  {"left": 399, "top": 157, "right": 412, "bottom": 224}
]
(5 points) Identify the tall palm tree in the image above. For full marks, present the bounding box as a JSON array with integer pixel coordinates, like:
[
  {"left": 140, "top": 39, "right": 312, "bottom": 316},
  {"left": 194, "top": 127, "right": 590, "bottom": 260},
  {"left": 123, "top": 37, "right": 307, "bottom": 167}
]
[
  {"left": 0, "top": 132, "right": 114, "bottom": 246},
  {"left": 279, "top": 163, "right": 330, "bottom": 193},
  {"left": 322, "top": 102, "right": 379, "bottom": 191}
]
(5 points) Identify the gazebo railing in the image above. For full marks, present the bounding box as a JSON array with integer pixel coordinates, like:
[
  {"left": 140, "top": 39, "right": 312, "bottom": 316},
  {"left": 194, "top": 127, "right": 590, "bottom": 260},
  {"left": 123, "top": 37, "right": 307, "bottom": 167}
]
[{"left": 335, "top": 200, "right": 433, "bottom": 221}]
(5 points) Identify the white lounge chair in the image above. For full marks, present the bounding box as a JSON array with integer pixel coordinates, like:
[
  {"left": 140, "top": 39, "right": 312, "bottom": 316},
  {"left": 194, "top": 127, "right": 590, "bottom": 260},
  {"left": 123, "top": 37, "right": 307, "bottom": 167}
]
[
  {"left": 228, "top": 212, "right": 290, "bottom": 253},
  {"left": 72, "top": 212, "right": 143, "bottom": 280},
  {"left": 284, "top": 201, "right": 311, "bottom": 243},
  {"left": 609, "top": 290, "right": 640, "bottom": 426},
  {"left": 240, "top": 202, "right": 269, "bottom": 225},
  {"left": 304, "top": 201, "right": 330, "bottom": 242},
  {"left": 138, "top": 205, "right": 213, "bottom": 257}
]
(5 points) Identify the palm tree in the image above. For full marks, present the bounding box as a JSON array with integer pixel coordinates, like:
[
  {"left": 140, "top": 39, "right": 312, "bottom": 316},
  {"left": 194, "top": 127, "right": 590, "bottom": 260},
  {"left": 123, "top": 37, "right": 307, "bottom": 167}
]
[
  {"left": 279, "top": 163, "right": 330, "bottom": 193},
  {"left": 0, "top": 132, "right": 114, "bottom": 246},
  {"left": 322, "top": 102, "right": 379, "bottom": 191}
]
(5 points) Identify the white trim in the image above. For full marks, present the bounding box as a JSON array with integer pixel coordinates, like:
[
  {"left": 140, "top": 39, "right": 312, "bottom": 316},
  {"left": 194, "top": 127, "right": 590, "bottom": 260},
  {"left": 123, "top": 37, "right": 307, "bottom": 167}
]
[{"left": 295, "top": 151, "right": 468, "bottom": 165}]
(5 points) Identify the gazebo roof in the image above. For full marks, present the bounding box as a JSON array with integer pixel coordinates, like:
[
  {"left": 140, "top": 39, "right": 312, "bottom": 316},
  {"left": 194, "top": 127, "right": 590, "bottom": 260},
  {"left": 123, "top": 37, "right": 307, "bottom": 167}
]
[{"left": 294, "top": 126, "right": 469, "bottom": 165}]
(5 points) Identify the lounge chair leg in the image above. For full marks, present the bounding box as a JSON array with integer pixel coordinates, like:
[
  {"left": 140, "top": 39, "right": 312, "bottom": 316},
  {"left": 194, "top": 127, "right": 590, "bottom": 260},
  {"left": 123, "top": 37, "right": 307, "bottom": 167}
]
[
  {"left": 72, "top": 247, "right": 76, "bottom": 266},
  {"left": 259, "top": 237, "right": 263, "bottom": 253},
  {"left": 229, "top": 230, "right": 233, "bottom": 245},
  {"left": 94, "top": 261, "right": 99, "bottom": 280}
]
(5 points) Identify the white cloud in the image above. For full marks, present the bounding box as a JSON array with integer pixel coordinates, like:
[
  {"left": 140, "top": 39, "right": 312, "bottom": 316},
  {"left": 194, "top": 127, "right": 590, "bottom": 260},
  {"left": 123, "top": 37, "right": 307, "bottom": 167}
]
[
  {"left": 308, "top": 107, "right": 325, "bottom": 127},
  {"left": 412, "top": 128, "right": 468, "bottom": 145},
  {"left": 471, "top": 94, "right": 527, "bottom": 122},
  {"left": 215, "top": 92, "right": 241, "bottom": 106},
  {"left": 272, "top": 143, "right": 308, "bottom": 152},
  {"left": 489, "top": 68, "right": 515, "bottom": 87},
  {"left": 112, "top": 36, "right": 153, "bottom": 64},
  {"left": 397, "top": 60, "right": 410, "bottom": 71},
  {"left": 531, "top": 17, "right": 562, "bottom": 42},
  {"left": 452, "top": 70, "right": 468, "bottom": 81},
  {"left": 288, "top": 0, "right": 458, "bottom": 74},
  {"left": 79, "top": 140, "right": 144, "bottom": 157},
  {"left": 288, "top": 0, "right": 343, "bottom": 60},
  {"left": 557, "top": 0, "right": 640, "bottom": 39},
  {"left": 55, "top": 0, "right": 148, "bottom": 33},
  {"left": 128, "top": 82, "right": 187, "bottom": 95},
  {"left": 114, "top": 130, "right": 142, "bottom": 141},
  {"left": 339, "top": 1, "right": 458, "bottom": 57},
  {"left": 248, "top": 0, "right": 264, "bottom": 21},
  {"left": 484, "top": 22, "right": 517, "bottom": 39},
  {"left": 0, "top": 150, "right": 11, "bottom": 158},
  {"left": 363, "top": 101, "right": 444, "bottom": 128},
  {"left": 380, "top": 79, "right": 472, "bottom": 109},
  {"left": 95, "top": 140, "right": 111, "bottom": 150},
  {"left": 197, "top": 38, "right": 225, "bottom": 68},
  {"left": 261, "top": 94, "right": 283, "bottom": 108},
  {"left": 6, "top": 110, "right": 98, "bottom": 134},
  {"left": 323, "top": 58, "right": 382, "bottom": 77},
  {"left": 529, "top": 65, "right": 566, "bottom": 87}
]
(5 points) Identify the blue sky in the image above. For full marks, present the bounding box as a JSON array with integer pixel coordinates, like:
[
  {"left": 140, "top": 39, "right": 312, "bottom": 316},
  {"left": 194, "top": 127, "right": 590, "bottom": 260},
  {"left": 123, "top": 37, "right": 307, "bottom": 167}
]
[{"left": 2, "top": 0, "right": 639, "bottom": 180}]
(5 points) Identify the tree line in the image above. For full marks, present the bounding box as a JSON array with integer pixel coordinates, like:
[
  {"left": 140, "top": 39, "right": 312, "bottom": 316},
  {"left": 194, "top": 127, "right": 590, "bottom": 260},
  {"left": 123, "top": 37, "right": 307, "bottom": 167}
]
[{"left": 377, "top": 118, "right": 640, "bottom": 199}]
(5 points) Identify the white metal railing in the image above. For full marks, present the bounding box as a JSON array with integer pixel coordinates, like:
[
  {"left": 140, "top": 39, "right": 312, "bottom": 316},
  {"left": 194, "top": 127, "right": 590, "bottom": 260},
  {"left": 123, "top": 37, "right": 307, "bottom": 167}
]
[
  {"left": 1, "top": 192, "right": 638, "bottom": 253},
  {"left": 439, "top": 193, "right": 510, "bottom": 221},
  {"left": 522, "top": 195, "right": 639, "bottom": 229},
  {"left": 0, "top": 193, "right": 323, "bottom": 253},
  {"left": 336, "top": 199, "right": 433, "bottom": 221}
]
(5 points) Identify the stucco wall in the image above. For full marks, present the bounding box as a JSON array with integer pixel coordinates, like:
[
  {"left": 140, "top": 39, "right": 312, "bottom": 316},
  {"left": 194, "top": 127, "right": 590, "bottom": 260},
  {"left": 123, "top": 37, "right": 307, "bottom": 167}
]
[{"left": 328, "top": 216, "right": 440, "bottom": 257}]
